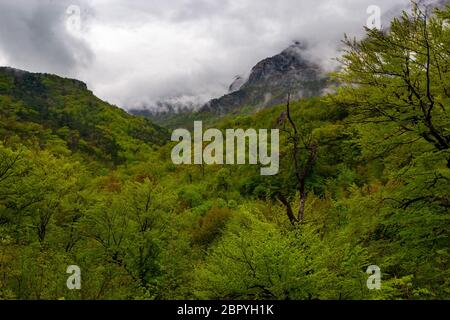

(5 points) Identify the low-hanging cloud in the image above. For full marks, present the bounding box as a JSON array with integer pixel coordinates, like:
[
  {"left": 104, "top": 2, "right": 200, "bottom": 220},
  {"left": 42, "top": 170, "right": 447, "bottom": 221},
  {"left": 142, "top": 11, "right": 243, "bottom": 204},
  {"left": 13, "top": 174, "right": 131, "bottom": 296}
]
[{"left": 0, "top": 0, "right": 443, "bottom": 110}]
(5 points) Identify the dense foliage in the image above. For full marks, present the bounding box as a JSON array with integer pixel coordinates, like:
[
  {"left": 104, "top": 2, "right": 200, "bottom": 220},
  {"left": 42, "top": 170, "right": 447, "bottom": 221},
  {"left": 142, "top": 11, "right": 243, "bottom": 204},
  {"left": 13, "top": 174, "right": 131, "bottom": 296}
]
[{"left": 0, "top": 5, "right": 448, "bottom": 300}]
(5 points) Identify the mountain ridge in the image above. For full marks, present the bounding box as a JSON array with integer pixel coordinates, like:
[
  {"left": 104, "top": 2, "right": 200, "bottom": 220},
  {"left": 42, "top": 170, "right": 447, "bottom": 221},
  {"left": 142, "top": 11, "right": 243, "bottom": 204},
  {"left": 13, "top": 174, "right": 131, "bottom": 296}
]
[
  {"left": 201, "top": 42, "right": 328, "bottom": 115},
  {"left": 130, "top": 42, "right": 329, "bottom": 127}
]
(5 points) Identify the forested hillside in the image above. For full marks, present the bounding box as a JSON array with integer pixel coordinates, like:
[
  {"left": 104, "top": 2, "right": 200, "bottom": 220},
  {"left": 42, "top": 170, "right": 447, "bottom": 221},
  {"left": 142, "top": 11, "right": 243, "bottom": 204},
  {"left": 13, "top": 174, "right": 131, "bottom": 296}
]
[
  {"left": 0, "top": 67, "right": 168, "bottom": 164},
  {"left": 0, "top": 5, "right": 448, "bottom": 300}
]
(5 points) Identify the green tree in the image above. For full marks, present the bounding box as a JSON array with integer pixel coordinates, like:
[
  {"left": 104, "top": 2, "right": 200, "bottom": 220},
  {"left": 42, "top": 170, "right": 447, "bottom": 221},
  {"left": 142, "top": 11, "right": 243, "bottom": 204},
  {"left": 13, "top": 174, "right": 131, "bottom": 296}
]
[{"left": 332, "top": 4, "right": 450, "bottom": 168}]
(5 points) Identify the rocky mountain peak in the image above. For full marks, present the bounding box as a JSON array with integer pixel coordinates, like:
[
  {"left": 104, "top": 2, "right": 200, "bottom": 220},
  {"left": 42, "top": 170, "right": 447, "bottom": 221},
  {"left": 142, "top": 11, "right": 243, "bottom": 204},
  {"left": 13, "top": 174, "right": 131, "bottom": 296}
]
[
  {"left": 201, "top": 42, "right": 327, "bottom": 115},
  {"left": 228, "top": 75, "right": 246, "bottom": 93}
]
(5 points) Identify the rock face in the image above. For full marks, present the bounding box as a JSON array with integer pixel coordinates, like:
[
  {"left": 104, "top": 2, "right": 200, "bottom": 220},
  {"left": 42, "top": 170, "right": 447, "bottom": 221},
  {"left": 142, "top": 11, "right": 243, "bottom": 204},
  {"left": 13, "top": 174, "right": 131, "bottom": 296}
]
[
  {"left": 228, "top": 75, "right": 246, "bottom": 93},
  {"left": 201, "top": 42, "right": 328, "bottom": 115}
]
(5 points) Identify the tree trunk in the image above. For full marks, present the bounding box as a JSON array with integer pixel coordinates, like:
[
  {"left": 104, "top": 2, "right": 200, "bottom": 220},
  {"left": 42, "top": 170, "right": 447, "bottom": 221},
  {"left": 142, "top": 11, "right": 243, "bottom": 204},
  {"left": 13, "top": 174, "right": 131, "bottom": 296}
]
[
  {"left": 298, "top": 182, "right": 306, "bottom": 223},
  {"left": 277, "top": 193, "right": 298, "bottom": 226}
]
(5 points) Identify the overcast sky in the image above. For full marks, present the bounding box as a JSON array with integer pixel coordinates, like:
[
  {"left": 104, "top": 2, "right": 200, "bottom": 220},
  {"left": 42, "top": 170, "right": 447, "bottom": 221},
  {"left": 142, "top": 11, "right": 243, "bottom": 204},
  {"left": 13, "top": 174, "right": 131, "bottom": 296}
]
[{"left": 0, "top": 0, "right": 438, "bottom": 109}]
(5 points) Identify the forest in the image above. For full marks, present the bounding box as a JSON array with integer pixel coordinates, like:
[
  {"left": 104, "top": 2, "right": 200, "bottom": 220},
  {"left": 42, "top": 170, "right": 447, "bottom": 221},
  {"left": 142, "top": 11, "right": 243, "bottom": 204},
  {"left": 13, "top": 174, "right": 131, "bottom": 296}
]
[{"left": 0, "top": 4, "right": 449, "bottom": 300}]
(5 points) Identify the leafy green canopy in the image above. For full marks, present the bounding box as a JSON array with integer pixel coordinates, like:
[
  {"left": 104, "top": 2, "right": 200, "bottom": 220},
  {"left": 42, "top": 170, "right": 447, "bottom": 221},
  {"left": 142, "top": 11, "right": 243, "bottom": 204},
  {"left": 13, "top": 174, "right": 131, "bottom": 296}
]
[{"left": 0, "top": 4, "right": 449, "bottom": 300}]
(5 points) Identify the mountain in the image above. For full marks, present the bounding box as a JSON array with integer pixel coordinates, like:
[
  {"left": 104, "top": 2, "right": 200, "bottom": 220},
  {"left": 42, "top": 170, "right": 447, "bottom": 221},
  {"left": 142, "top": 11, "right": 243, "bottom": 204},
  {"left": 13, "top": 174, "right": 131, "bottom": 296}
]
[
  {"left": 228, "top": 75, "right": 246, "bottom": 93},
  {"left": 130, "top": 42, "right": 328, "bottom": 128},
  {"left": 0, "top": 67, "right": 168, "bottom": 163},
  {"left": 201, "top": 42, "right": 328, "bottom": 116}
]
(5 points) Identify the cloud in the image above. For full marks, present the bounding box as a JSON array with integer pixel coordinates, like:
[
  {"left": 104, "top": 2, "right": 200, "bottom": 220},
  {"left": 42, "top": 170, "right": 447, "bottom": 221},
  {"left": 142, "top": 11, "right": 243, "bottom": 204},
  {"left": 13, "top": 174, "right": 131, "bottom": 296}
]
[
  {"left": 0, "top": 0, "right": 440, "bottom": 110},
  {"left": 0, "top": 0, "right": 93, "bottom": 77}
]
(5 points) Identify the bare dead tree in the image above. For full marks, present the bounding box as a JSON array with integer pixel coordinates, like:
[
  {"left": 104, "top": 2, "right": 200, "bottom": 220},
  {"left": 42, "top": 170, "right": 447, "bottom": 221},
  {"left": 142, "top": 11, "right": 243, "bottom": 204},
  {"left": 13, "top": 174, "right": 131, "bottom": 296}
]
[{"left": 277, "top": 93, "right": 318, "bottom": 225}]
